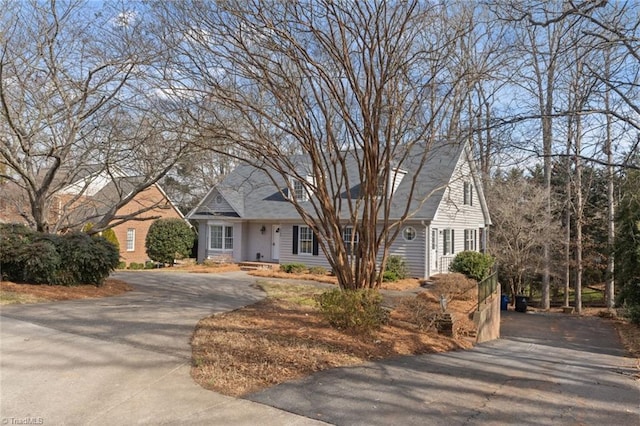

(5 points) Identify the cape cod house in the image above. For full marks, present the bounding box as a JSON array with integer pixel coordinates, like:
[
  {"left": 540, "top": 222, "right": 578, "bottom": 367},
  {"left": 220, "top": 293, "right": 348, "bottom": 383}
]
[{"left": 187, "top": 141, "right": 491, "bottom": 279}]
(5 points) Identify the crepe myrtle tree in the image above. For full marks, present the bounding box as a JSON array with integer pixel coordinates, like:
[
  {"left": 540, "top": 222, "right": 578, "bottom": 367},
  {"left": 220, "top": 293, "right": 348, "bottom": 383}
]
[
  {"left": 155, "top": 0, "right": 495, "bottom": 289},
  {"left": 0, "top": 0, "right": 191, "bottom": 234}
]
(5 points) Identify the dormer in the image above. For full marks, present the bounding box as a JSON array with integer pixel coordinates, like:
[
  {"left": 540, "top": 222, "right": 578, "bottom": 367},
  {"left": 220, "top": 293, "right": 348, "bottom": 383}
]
[
  {"left": 377, "top": 167, "right": 406, "bottom": 198},
  {"left": 288, "top": 174, "right": 315, "bottom": 202}
]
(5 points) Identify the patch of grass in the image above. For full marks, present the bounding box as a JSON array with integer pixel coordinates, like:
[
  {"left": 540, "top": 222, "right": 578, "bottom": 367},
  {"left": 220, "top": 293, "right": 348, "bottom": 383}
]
[
  {"left": 257, "top": 281, "right": 324, "bottom": 307},
  {"left": 0, "top": 291, "right": 46, "bottom": 305}
]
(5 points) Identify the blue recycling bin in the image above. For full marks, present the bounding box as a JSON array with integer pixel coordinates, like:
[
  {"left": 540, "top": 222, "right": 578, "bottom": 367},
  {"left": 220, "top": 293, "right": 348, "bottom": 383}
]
[{"left": 501, "top": 294, "right": 509, "bottom": 311}]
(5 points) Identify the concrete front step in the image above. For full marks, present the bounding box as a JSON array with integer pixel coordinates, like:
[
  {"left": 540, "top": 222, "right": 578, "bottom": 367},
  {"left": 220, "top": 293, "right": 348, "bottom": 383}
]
[{"left": 238, "top": 261, "right": 279, "bottom": 271}]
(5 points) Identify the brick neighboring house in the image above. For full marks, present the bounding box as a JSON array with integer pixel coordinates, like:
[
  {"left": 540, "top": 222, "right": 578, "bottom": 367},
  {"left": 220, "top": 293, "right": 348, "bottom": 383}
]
[
  {"left": 94, "top": 180, "right": 186, "bottom": 265},
  {"left": 0, "top": 173, "right": 185, "bottom": 266}
]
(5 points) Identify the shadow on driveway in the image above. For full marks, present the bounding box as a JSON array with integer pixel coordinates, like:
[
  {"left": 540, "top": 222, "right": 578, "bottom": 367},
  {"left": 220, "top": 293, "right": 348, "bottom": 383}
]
[{"left": 247, "top": 310, "right": 639, "bottom": 425}]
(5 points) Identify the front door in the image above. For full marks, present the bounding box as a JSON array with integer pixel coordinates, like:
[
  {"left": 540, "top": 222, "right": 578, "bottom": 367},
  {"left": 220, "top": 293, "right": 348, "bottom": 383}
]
[
  {"left": 430, "top": 228, "right": 438, "bottom": 272},
  {"left": 271, "top": 225, "right": 281, "bottom": 261}
]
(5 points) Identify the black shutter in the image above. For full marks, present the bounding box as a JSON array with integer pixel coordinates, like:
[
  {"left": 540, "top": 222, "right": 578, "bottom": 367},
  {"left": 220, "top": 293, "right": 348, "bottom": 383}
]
[
  {"left": 470, "top": 184, "right": 474, "bottom": 206},
  {"left": 451, "top": 230, "right": 455, "bottom": 253},
  {"left": 312, "top": 232, "right": 319, "bottom": 256},
  {"left": 292, "top": 225, "right": 298, "bottom": 254}
]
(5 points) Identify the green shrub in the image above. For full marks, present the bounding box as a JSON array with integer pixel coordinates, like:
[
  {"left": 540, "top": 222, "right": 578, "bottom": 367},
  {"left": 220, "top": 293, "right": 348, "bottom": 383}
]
[
  {"left": 20, "top": 239, "right": 61, "bottom": 284},
  {"left": 316, "top": 288, "right": 388, "bottom": 332},
  {"left": 144, "top": 260, "right": 157, "bottom": 269},
  {"left": 145, "top": 219, "right": 195, "bottom": 265},
  {"left": 382, "top": 270, "right": 398, "bottom": 282},
  {"left": 449, "top": 251, "right": 495, "bottom": 281},
  {"left": 56, "top": 233, "right": 119, "bottom": 286},
  {"left": 280, "top": 263, "right": 307, "bottom": 274},
  {"left": 308, "top": 266, "right": 327, "bottom": 275},
  {"left": 101, "top": 228, "right": 120, "bottom": 252},
  {"left": 0, "top": 227, "right": 118, "bottom": 286},
  {"left": 128, "top": 262, "right": 144, "bottom": 270},
  {"left": 116, "top": 261, "right": 127, "bottom": 269},
  {"left": 0, "top": 223, "right": 34, "bottom": 280},
  {"left": 385, "top": 256, "right": 408, "bottom": 280}
]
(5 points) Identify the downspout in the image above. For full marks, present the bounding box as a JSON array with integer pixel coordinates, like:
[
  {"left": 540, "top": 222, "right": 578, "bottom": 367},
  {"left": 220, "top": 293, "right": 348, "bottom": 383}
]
[{"left": 422, "top": 220, "right": 430, "bottom": 280}]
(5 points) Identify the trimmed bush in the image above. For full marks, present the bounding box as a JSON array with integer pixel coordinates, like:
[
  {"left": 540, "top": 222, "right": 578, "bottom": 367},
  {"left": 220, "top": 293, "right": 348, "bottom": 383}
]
[
  {"left": 0, "top": 224, "right": 34, "bottom": 279},
  {"left": 128, "top": 262, "right": 145, "bottom": 270},
  {"left": 146, "top": 218, "right": 195, "bottom": 265},
  {"left": 116, "top": 261, "right": 127, "bottom": 269},
  {"left": 382, "top": 270, "right": 398, "bottom": 282},
  {"left": 280, "top": 263, "right": 307, "bottom": 274},
  {"left": 20, "top": 239, "right": 61, "bottom": 284},
  {"left": 0, "top": 226, "right": 118, "bottom": 286},
  {"left": 308, "top": 266, "right": 327, "bottom": 275},
  {"left": 449, "top": 251, "right": 495, "bottom": 281},
  {"left": 56, "top": 233, "right": 120, "bottom": 286},
  {"left": 316, "top": 288, "right": 388, "bottom": 332},
  {"left": 385, "top": 255, "right": 408, "bottom": 280}
]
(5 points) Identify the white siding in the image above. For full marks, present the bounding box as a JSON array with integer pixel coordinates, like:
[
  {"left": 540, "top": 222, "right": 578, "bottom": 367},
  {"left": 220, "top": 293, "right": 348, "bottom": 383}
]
[
  {"left": 203, "top": 189, "right": 236, "bottom": 214},
  {"left": 430, "top": 153, "right": 486, "bottom": 275},
  {"left": 381, "top": 223, "right": 426, "bottom": 278},
  {"left": 278, "top": 224, "right": 332, "bottom": 270},
  {"left": 204, "top": 220, "right": 243, "bottom": 263}
]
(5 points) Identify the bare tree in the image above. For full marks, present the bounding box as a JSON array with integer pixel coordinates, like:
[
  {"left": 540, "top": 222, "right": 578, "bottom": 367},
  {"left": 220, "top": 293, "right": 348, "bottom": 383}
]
[
  {"left": 155, "top": 0, "right": 489, "bottom": 289},
  {"left": 0, "top": 0, "right": 190, "bottom": 233},
  {"left": 487, "top": 170, "right": 562, "bottom": 299}
]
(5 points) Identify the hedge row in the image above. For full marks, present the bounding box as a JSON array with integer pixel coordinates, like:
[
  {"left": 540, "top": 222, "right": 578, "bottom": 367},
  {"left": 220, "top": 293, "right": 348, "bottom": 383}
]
[{"left": 0, "top": 224, "right": 119, "bottom": 286}]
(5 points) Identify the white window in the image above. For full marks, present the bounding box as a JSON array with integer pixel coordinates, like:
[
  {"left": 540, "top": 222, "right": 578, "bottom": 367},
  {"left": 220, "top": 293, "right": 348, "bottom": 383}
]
[
  {"left": 464, "top": 229, "right": 477, "bottom": 251},
  {"left": 209, "top": 225, "right": 234, "bottom": 250},
  {"left": 443, "top": 229, "right": 455, "bottom": 255},
  {"left": 289, "top": 175, "right": 313, "bottom": 202},
  {"left": 403, "top": 226, "right": 417, "bottom": 241},
  {"left": 299, "top": 226, "right": 313, "bottom": 255},
  {"left": 342, "top": 226, "right": 359, "bottom": 255},
  {"left": 464, "top": 181, "right": 473, "bottom": 206},
  {"left": 126, "top": 228, "right": 135, "bottom": 252}
]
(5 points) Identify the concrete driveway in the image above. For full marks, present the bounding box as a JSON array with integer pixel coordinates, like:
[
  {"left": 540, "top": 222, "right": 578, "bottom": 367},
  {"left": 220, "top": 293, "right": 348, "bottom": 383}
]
[
  {"left": 248, "top": 310, "right": 639, "bottom": 425},
  {"left": 0, "top": 271, "right": 326, "bottom": 425}
]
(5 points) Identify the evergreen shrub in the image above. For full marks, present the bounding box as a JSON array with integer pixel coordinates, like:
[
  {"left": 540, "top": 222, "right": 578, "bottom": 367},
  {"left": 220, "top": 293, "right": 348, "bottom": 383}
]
[
  {"left": 280, "top": 263, "right": 307, "bottom": 274},
  {"left": 316, "top": 288, "right": 388, "bottom": 332},
  {"left": 449, "top": 251, "right": 495, "bottom": 281}
]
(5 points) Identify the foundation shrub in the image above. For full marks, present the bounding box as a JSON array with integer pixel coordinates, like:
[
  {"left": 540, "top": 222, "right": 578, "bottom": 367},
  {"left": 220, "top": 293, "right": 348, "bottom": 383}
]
[
  {"left": 280, "top": 263, "right": 307, "bottom": 274},
  {"left": 316, "top": 288, "right": 388, "bottom": 332}
]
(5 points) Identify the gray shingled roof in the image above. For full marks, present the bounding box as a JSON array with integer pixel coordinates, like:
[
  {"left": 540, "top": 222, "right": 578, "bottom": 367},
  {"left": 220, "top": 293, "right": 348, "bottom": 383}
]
[{"left": 190, "top": 140, "right": 465, "bottom": 221}]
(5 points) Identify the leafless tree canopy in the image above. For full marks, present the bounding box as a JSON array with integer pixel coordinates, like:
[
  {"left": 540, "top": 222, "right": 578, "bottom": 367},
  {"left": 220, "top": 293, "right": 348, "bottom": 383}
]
[
  {"left": 154, "top": 0, "right": 493, "bottom": 289},
  {"left": 0, "top": 0, "right": 190, "bottom": 233}
]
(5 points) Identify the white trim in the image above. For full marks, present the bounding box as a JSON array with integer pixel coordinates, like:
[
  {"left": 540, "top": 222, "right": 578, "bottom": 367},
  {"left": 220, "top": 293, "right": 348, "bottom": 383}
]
[
  {"left": 298, "top": 225, "right": 313, "bottom": 255},
  {"left": 402, "top": 226, "right": 417, "bottom": 242},
  {"left": 208, "top": 224, "right": 234, "bottom": 251},
  {"left": 126, "top": 228, "right": 135, "bottom": 252}
]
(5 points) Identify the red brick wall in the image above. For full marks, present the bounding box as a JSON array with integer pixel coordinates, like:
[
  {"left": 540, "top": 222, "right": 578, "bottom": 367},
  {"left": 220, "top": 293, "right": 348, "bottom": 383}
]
[{"left": 110, "top": 186, "right": 184, "bottom": 265}]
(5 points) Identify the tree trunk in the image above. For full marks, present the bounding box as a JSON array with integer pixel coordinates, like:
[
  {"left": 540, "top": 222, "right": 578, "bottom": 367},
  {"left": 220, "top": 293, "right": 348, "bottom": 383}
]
[{"left": 604, "top": 56, "right": 616, "bottom": 310}]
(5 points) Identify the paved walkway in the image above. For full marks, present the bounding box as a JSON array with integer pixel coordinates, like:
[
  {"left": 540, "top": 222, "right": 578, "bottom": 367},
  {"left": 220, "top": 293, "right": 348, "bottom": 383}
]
[{"left": 2, "top": 272, "right": 638, "bottom": 425}]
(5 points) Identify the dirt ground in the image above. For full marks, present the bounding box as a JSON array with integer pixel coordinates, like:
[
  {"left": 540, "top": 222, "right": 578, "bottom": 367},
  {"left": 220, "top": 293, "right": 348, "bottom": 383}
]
[
  {"left": 0, "top": 279, "right": 132, "bottom": 303},
  {"left": 2, "top": 266, "right": 638, "bottom": 397}
]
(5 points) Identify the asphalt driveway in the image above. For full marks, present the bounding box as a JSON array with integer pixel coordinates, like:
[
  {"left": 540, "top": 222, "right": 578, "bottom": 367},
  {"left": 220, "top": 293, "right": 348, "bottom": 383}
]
[
  {"left": 248, "top": 310, "right": 639, "bottom": 425},
  {"left": 2, "top": 272, "right": 638, "bottom": 425},
  {"left": 0, "top": 271, "right": 326, "bottom": 425}
]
